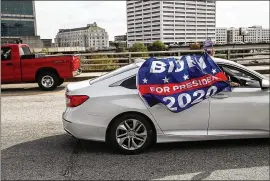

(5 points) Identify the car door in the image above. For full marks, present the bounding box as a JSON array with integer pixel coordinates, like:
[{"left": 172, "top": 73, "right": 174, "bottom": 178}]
[
  {"left": 147, "top": 99, "right": 210, "bottom": 136},
  {"left": 1, "top": 47, "right": 15, "bottom": 83},
  {"left": 209, "top": 63, "right": 269, "bottom": 137},
  {"left": 119, "top": 70, "right": 209, "bottom": 136}
]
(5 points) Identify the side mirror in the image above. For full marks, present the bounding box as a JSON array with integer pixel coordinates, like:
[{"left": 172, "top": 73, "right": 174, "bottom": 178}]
[{"left": 261, "top": 79, "right": 269, "bottom": 89}]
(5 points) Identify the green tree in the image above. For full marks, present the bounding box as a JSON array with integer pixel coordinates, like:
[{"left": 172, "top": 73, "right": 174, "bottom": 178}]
[
  {"left": 147, "top": 40, "right": 167, "bottom": 51},
  {"left": 129, "top": 42, "right": 148, "bottom": 57},
  {"left": 115, "top": 47, "right": 126, "bottom": 52}
]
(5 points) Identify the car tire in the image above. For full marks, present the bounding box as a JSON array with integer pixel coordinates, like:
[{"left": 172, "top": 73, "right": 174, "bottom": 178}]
[
  {"left": 37, "top": 72, "right": 59, "bottom": 91},
  {"left": 107, "top": 113, "right": 155, "bottom": 155},
  {"left": 57, "top": 78, "right": 64, "bottom": 86}
]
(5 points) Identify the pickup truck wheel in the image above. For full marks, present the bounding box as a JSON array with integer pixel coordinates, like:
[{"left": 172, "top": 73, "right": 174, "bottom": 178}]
[{"left": 38, "top": 72, "right": 59, "bottom": 91}]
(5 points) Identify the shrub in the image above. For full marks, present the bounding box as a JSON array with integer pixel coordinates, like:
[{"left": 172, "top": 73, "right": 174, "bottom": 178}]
[{"left": 129, "top": 42, "right": 148, "bottom": 57}]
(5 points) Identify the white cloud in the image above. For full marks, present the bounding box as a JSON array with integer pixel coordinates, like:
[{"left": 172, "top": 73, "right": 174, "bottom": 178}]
[{"left": 35, "top": 1, "right": 269, "bottom": 41}]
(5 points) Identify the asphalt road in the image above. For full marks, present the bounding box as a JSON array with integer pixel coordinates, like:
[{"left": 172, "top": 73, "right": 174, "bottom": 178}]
[{"left": 1, "top": 83, "right": 269, "bottom": 180}]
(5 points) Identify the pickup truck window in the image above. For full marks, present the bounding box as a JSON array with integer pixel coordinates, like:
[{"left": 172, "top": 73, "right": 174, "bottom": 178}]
[
  {"left": 1, "top": 47, "right": 11, "bottom": 61},
  {"left": 19, "top": 46, "right": 31, "bottom": 56}
]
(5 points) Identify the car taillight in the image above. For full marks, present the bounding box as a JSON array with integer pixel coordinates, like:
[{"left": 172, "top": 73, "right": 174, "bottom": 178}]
[{"left": 66, "top": 95, "right": 89, "bottom": 107}]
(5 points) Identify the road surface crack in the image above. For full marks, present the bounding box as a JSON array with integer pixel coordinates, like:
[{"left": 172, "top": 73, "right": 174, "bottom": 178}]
[{"left": 62, "top": 139, "right": 81, "bottom": 179}]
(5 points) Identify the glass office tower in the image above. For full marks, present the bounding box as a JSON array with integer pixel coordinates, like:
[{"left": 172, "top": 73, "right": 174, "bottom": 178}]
[{"left": 1, "top": 0, "right": 37, "bottom": 37}]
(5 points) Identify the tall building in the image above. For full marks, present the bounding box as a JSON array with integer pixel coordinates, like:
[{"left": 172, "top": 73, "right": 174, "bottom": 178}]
[
  {"left": 1, "top": 0, "right": 45, "bottom": 48},
  {"left": 126, "top": 0, "right": 216, "bottom": 47},
  {"left": 227, "top": 26, "right": 270, "bottom": 44},
  {"left": 55, "top": 22, "right": 109, "bottom": 50},
  {"left": 215, "top": 27, "right": 227, "bottom": 44},
  {"left": 1, "top": 0, "right": 37, "bottom": 38}
]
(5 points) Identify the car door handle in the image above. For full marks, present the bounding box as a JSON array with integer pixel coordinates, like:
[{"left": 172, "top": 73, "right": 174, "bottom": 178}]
[
  {"left": 211, "top": 93, "right": 229, "bottom": 99},
  {"left": 6, "top": 63, "right": 13, "bottom": 66}
]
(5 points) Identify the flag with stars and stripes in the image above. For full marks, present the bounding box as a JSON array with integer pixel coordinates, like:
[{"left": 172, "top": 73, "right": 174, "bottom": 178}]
[{"left": 137, "top": 53, "right": 231, "bottom": 113}]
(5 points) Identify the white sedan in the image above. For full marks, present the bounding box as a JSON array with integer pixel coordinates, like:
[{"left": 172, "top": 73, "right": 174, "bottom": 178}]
[{"left": 62, "top": 57, "right": 269, "bottom": 154}]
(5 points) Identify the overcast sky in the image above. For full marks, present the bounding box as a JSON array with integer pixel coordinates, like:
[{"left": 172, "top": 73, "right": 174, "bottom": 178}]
[{"left": 35, "top": 1, "right": 269, "bottom": 41}]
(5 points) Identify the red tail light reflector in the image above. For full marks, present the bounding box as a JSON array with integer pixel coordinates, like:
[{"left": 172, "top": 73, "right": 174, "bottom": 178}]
[
  {"left": 66, "top": 95, "right": 89, "bottom": 107},
  {"left": 71, "top": 56, "right": 81, "bottom": 71}
]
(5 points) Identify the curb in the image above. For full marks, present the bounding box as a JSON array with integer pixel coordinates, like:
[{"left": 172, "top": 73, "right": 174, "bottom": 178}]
[{"left": 67, "top": 69, "right": 269, "bottom": 82}]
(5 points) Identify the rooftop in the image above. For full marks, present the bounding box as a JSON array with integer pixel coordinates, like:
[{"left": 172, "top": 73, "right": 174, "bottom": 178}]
[{"left": 58, "top": 22, "right": 105, "bottom": 33}]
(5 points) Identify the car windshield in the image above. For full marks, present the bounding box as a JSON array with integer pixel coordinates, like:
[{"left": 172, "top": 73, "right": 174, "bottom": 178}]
[{"left": 89, "top": 63, "right": 138, "bottom": 85}]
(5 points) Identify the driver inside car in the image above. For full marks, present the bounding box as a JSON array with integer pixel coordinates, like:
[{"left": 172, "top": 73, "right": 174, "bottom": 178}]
[{"left": 220, "top": 67, "right": 241, "bottom": 87}]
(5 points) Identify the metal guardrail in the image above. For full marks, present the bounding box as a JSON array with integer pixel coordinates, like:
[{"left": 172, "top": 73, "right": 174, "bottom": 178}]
[{"left": 78, "top": 47, "right": 270, "bottom": 72}]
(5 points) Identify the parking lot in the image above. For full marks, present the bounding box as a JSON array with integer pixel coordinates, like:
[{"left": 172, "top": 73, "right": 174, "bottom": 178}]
[{"left": 1, "top": 83, "right": 269, "bottom": 180}]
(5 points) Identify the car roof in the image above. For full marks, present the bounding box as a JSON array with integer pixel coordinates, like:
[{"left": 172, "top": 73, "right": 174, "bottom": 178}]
[
  {"left": 134, "top": 56, "right": 231, "bottom": 67},
  {"left": 134, "top": 56, "right": 230, "bottom": 65},
  {"left": 133, "top": 56, "right": 266, "bottom": 79}
]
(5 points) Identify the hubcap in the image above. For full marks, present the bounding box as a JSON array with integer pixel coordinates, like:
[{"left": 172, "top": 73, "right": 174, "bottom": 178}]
[
  {"left": 41, "top": 75, "right": 54, "bottom": 88},
  {"left": 116, "top": 119, "right": 147, "bottom": 150}
]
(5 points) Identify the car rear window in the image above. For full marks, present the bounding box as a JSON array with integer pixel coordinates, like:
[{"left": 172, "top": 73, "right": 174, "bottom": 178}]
[{"left": 89, "top": 63, "right": 138, "bottom": 85}]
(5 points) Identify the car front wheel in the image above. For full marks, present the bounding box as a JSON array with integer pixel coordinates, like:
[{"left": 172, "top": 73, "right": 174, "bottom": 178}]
[{"left": 107, "top": 114, "right": 155, "bottom": 154}]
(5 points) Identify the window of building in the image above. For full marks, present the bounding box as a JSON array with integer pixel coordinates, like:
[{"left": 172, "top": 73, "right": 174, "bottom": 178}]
[
  {"left": 164, "top": 1, "right": 174, "bottom": 5},
  {"left": 175, "top": 7, "right": 185, "bottom": 10},
  {"left": 164, "top": 33, "right": 174, "bottom": 35},
  {"left": 152, "top": 24, "right": 160, "bottom": 27},
  {"left": 152, "top": 11, "right": 160, "bottom": 14},
  {"left": 175, "top": 33, "right": 185, "bottom": 35},
  {"left": 175, "top": 20, "right": 185, "bottom": 23},
  {"left": 164, "top": 28, "right": 174, "bottom": 31},
  {"left": 152, "top": 15, "right": 160, "bottom": 19},
  {"left": 1, "top": 20, "right": 35, "bottom": 36},
  {"left": 163, "top": 6, "right": 174, "bottom": 9},
  {"left": 163, "top": 11, "right": 174, "bottom": 14},
  {"left": 143, "top": 8, "right": 151, "bottom": 11},
  {"left": 163, "top": 20, "right": 174, "bottom": 23},
  {"left": 1, "top": 0, "right": 34, "bottom": 15},
  {"left": 127, "top": 1, "right": 134, "bottom": 5},
  {"left": 152, "top": 20, "right": 160, "bottom": 23},
  {"left": 164, "top": 37, "right": 174, "bottom": 40},
  {"left": 151, "top": 2, "right": 160, "bottom": 5},
  {"left": 143, "top": 17, "right": 151, "bottom": 20},
  {"left": 144, "top": 30, "right": 151, "bottom": 32},
  {"left": 164, "top": 15, "right": 174, "bottom": 18},
  {"left": 143, "top": 12, "right": 151, "bottom": 16}
]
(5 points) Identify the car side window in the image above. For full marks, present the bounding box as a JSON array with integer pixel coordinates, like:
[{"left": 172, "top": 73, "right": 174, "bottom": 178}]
[
  {"left": 1, "top": 47, "right": 11, "bottom": 61},
  {"left": 120, "top": 76, "right": 137, "bottom": 89},
  {"left": 219, "top": 65, "right": 261, "bottom": 88}
]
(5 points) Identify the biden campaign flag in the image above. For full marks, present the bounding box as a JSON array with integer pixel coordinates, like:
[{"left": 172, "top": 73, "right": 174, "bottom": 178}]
[{"left": 137, "top": 53, "right": 231, "bottom": 113}]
